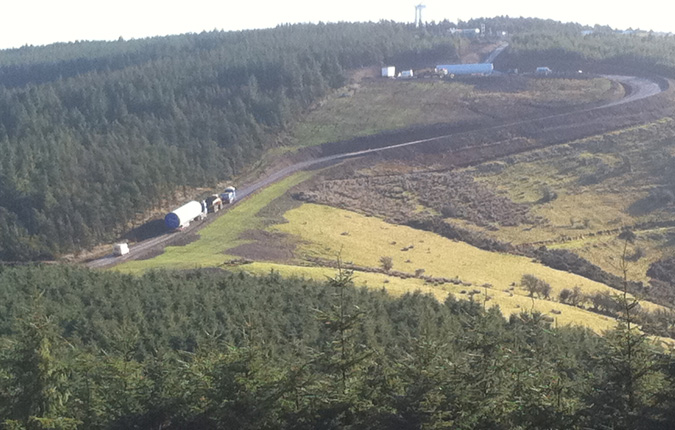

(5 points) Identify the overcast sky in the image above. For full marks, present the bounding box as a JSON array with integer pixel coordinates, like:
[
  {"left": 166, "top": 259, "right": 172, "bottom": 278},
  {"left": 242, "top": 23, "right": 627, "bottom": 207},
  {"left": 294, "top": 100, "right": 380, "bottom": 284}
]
[{"left": 0, "top": 0, "right": 671, "bottom": 50}]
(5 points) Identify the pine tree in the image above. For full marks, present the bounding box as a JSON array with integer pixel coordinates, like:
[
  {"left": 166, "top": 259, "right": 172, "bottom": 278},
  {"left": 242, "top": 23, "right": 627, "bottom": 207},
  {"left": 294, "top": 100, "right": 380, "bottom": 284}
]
[
  {"left": 581, "top": 232, "right": 666, "bottom": 429},
  {"left": 1, "top": 298, "right": 79, "bottom": 429}
]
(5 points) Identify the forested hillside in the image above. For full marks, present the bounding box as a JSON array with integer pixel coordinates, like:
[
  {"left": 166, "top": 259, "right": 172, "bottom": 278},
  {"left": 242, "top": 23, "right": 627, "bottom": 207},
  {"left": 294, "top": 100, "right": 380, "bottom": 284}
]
[
  {"left": 0, "top": 22, "right": 457, "bottom": 261},
  {"left": 1, "top": 264, "right": 674, "bottom": 429},
  {"left": 490, "top": 18, "right": 675, "bottom": 76}
]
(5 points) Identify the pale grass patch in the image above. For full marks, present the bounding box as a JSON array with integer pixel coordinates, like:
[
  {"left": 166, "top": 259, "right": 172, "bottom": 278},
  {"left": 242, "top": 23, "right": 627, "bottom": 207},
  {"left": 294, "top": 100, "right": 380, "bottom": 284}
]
[
  {"left": 525, "top": 77, "right": 616, "bottom": 103},
  {"left": 288, "top": 80, "right": 477, "bottom": 148},
  {"left": 286, "top": 78, "right": 615, "bottom": 150},
  {"left": 272, "top": 203, "right": 664, "bottom": 314},
  {"left": 491, "top": 191, "right": 639, "bottom": 246},
  {"left": 552, "top": 232, "right": 666, "bottom": 284}
]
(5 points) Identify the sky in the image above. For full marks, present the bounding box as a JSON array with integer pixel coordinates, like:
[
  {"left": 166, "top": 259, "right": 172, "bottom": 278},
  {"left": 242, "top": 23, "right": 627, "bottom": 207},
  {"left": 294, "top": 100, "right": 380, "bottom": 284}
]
[{"left": 0, "top": 0, "right": 671, "bottom": 50}]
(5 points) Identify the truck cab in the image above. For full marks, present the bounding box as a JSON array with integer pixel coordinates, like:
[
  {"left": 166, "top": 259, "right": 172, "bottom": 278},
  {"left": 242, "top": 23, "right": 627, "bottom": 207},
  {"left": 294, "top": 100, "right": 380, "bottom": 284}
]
[
  {"left": 221, "top": 186, "right": 236, "bottom": 204},
  {"left": 205, "top": 194, "right": 222, "bottom": 213}
]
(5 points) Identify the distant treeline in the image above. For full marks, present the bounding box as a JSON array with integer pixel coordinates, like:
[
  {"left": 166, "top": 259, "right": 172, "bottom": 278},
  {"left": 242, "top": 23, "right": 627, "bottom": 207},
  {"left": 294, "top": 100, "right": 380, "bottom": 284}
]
[
  {"left": 1, "top": 264, "right": 674, "bottom": 429},
  {"left": 0, "top": 22, "right": 457, "bottom": 261},
  {"left": 493, "top": 19, "right": 675, "bottom": 76}
]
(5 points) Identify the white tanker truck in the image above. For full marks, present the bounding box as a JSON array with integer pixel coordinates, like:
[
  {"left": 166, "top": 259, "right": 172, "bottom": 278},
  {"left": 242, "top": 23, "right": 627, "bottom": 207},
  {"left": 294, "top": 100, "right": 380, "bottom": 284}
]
[{"left": 164, "top": 186, "right": 235, "bottom": 231}]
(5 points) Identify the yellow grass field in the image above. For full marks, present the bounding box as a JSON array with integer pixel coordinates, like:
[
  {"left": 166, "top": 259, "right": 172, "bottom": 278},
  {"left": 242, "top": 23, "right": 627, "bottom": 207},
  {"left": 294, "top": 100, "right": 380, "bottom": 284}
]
[
  {"left": 270, "top": 203, "right": 664, "bottom": 317},
  {"left": 274, "top": 204, "right": 632, "bottom": 298},
  {"left": 115, "top": 165, "right": 667, "bottom": 335}
]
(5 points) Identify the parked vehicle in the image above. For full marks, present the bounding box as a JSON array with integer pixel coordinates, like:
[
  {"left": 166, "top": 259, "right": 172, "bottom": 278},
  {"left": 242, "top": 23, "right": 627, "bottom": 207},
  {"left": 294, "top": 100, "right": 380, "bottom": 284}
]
[
  {"left": 535, "top": 66, "right": 552, "bottom": 75},
  {"left": 113, "top": 243, "right": 129, "bottom": 256},
  {"left": 165, "top": 200, "right": 206, "bottom": 230},
  {"left": 417, "top": 67, "right": 448, "bottom": 78},
  {"left": 220, "top": 186, "right": 236, "bottom": 204}
]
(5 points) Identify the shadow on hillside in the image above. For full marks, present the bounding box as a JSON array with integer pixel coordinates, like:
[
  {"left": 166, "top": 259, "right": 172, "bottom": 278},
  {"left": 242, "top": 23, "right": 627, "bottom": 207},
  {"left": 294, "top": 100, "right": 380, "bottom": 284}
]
[
  {"left": 627, "top": 188, "right": 674, "bottom": 217},
  {"left": 628, "top": 197, "right": 660, "bottom": 217},
  {"left": 122, "top": 219, "right": 168, "bottom": 242}
]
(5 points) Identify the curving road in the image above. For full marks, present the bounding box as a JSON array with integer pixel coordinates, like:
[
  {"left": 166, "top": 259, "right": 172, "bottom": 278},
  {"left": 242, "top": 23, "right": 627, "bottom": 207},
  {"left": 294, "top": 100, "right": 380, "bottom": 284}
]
[{"left": 86, "top": 74, "right": 666, "bottom": 269}]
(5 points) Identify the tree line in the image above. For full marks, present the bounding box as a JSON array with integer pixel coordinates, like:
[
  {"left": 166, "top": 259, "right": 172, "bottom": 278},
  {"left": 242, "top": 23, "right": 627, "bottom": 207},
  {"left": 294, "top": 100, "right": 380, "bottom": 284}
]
[
  {"left": 0, "top": 264, "right": 674, "bottom": 429},
  {"left": 496, "top": 21, "right": 675, "bottom": 76}
]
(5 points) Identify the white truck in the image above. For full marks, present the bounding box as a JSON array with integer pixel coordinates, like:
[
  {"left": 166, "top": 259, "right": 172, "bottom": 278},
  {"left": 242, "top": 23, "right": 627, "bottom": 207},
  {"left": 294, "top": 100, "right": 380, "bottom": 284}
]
[
  {"left": 113, "top": 243, "right": 129, "bottom": 256},
  {"left": 220, "top": 186, "right": 236, "bottom": 204}
]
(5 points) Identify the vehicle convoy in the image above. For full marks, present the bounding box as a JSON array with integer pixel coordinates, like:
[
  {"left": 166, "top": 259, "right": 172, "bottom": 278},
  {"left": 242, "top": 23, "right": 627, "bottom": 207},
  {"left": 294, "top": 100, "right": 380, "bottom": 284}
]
[
  {"left": 165, "top": 200, "right": 207, "bottom": 230},
  {"left": 220, "top": 186, "right": 236, "bottom": 204}
]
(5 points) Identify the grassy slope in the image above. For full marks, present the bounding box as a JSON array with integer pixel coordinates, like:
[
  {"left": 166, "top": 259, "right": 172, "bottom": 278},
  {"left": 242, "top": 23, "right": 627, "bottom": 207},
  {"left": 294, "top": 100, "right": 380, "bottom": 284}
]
[
  {"left": 118, "top": 179, "right": 663, "bottom": 334},
  {"left": 286, "top": 77, "right": 618, "bottom": 149},
  {"left": 472, "top": 118, "right": 675, "bottom": 282},
  {"left": 242, "top": 262, "right": 620, "bottom": 333},
  {"left": 271, "top": 204, "right": 660, "bottom": 312},
  {"left": 115, "top": 74, "right": 661, "bottom": 334}
]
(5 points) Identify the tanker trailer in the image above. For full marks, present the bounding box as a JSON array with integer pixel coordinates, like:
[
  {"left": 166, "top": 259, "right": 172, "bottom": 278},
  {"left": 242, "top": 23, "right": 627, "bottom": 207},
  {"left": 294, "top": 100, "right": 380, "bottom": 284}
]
[{"left": 165, "top": 200, "right": 205, "bottom": 230}]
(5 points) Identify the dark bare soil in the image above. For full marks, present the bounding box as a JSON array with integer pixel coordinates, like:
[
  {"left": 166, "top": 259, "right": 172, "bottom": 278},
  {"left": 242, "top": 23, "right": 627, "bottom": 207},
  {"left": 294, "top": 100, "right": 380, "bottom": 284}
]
[
  {"left": 310, "top": 78, "right": 673, "bottom": 164},
  {"left": 133, "top": 232, "right": 201, "bottom": 261},
  {"left": 228, "top": 230, "right": 299, "bottom": 262},
  {"left": 295, "top": 169, "right": 538, "bottom": 227},
  {"left": 134, "top": 248, "right": 165, "bottom": 261}
]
